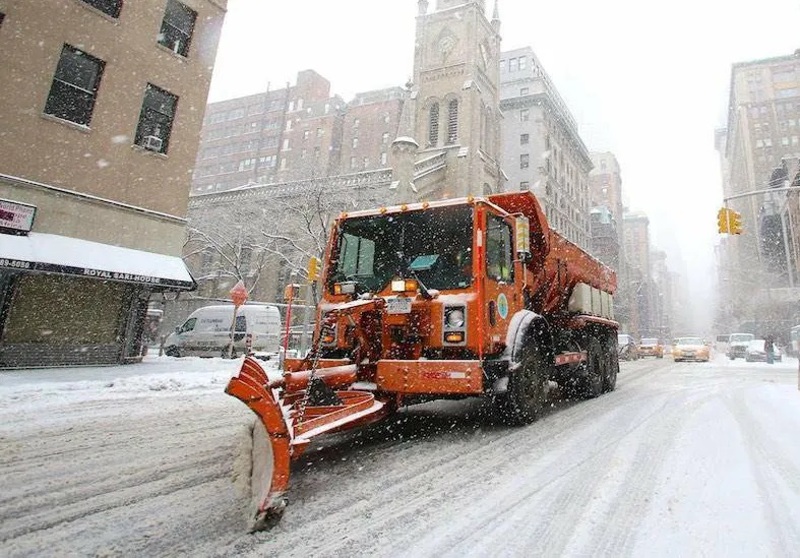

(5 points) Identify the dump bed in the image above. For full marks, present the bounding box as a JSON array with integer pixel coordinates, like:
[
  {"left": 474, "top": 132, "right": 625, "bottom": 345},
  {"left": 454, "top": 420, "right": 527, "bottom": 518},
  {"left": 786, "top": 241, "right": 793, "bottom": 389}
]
[{"left": 489, "top": 191, "right": 617, "bottom": 315}]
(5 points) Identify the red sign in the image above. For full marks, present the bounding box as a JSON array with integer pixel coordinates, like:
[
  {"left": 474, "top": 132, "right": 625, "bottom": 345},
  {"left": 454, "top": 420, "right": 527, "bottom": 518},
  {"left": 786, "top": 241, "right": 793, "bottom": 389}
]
[
  {"left": 0, "top": 199, "right": 36, "bottom": 235},
  {"left": 229, "top": 280, "right": 248, "bottom": 307}
]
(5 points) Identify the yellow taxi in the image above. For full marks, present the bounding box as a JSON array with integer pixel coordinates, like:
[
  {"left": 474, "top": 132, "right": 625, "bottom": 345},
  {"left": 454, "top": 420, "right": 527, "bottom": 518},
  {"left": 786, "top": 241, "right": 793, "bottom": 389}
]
[
  {"left": 638, "top": 337, "right": 664, "bottom": 358},
  {"left": 672, "top": 336, "right": 711, "bottom": 362}
]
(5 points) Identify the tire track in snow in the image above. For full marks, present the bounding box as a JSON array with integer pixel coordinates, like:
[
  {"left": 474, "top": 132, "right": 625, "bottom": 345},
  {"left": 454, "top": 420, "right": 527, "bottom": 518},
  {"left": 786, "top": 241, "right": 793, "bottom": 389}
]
[
  {"left": 577, "top": 388, "right": 715, "bottom": 557},
  {"left": 724, "top": 388, "right": 800, "bottom": 555}
]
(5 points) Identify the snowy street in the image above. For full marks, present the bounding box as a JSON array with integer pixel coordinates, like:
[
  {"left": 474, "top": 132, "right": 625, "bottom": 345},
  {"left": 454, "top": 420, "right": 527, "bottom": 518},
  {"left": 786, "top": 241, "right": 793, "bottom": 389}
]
[{"left": 2, "top": 355, "right": 800, "bottom": 557}]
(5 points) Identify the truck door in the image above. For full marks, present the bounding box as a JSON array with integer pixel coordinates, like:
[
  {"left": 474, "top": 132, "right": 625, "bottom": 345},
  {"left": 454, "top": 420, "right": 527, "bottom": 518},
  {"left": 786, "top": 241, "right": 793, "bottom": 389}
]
[{"left": 484, "top": 213, "right": 518, "bottom": 348}]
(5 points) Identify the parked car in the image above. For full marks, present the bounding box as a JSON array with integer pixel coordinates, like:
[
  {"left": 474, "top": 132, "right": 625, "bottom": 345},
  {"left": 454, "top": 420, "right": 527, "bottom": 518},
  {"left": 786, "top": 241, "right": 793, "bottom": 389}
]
[
  {"left": 744, "top": 339, "right": 783, "bottom": 362},
  {"left": 726, "top": 332, "right": 754, "bottom": 360},
  {"left": 638, "top": 337, "right": 664, "bottom": 358},
  {"left": 617, "top": 333, "right": 639, "bottom": 360},
  {"left": 164, "top": 304, "right": 281, "bottom": 358},
  {"left": 672, "top": 337, "right": 710, "bottom": 362}
]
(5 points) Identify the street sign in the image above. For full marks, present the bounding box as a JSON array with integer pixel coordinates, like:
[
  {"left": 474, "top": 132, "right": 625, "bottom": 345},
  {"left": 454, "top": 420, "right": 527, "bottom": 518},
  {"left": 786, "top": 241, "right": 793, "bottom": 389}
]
[{"left": 229, "top": 280, "right": 248, "bottom": 307}]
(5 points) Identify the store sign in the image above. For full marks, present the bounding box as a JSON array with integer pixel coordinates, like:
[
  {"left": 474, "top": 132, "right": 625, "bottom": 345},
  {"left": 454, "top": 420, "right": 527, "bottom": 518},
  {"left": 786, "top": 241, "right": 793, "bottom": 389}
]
[
  {"left": 0, "top": 258, "right": 194, "bottom": 289},
  {"left": 0, "top": 199, "right": 37, "bottom": 235}
]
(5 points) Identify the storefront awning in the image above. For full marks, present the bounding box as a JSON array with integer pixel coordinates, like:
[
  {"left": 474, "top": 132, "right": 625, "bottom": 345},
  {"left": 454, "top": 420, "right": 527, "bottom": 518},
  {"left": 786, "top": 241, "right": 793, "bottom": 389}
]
[{"left": 0, "top": 232, "right": 196, "bottom": 290}]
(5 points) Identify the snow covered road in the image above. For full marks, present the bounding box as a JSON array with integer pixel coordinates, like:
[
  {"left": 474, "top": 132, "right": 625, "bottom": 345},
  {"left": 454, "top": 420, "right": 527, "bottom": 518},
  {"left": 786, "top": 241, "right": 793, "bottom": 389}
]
[{"left": 1, "top": 355, "right": 799, "bottom": 557}]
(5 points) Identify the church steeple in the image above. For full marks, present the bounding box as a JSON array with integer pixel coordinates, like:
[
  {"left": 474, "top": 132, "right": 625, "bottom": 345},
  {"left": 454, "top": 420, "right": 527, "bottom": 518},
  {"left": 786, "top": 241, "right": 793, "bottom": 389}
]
[{"left": 410, "top": 0, "right": 504, "bottom": 199}]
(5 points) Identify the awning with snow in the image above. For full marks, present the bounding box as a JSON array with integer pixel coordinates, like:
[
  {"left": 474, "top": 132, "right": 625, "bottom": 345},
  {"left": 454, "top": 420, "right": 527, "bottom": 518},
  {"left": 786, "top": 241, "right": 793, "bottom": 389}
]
[{"left": 0, "top": 232, "right": 196, "bottom": 290}]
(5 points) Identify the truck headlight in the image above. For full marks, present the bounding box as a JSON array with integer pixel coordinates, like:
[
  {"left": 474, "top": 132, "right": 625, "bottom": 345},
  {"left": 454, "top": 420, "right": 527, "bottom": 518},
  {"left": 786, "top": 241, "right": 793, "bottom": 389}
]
[
  {"left": 443, "top": 305, "right": 466, "bottom": 345},
  {"left": 445, "top": 308, "right": 465, "bottom": 328}
]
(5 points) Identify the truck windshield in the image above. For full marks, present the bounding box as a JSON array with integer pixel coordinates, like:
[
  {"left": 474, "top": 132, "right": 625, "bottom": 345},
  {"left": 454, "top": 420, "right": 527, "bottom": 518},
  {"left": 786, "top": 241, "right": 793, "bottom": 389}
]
[{"left": 330, "top": 206, "right": 474, "bottom": 293}]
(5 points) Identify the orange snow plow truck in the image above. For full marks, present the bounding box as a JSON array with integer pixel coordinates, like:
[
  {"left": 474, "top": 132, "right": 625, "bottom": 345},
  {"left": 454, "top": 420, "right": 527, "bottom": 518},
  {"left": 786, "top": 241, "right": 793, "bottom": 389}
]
[{"left": 226, "top": 191, "right": 618, "bottom": 530}]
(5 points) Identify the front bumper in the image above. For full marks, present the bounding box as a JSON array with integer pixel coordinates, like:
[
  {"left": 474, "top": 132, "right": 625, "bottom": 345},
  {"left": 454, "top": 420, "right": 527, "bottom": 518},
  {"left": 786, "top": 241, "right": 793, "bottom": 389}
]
[
  {"left": 376, "top": 360, "right": 484, "bottom": 394},
  {"left": 639, "top": 348, "right": 662, "bottom": 357},
  {"left": 673, "top": 352, "right": 709, "bottom": 361}
]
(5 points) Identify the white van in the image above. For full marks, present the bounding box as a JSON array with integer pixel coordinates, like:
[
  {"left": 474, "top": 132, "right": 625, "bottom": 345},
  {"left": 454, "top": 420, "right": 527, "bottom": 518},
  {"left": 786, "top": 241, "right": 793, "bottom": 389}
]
[{"left": 164, "top": 304, "right": 281, "bottom": 358}]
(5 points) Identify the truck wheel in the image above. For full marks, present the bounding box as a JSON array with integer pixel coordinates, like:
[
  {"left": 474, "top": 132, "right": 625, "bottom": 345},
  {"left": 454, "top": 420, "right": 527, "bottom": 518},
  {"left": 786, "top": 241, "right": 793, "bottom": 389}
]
[
  {"left": 581, "top": 337, "right": 603, "bottom": 399},
  {"left": 496, "top": 327, "right": 549, "bottom": 425},
  {"left": 602, "top": 336, "right": 618, "bottom": 393},
  {"left": 165, "top": 346, "right": 181, "bottom": 357}
]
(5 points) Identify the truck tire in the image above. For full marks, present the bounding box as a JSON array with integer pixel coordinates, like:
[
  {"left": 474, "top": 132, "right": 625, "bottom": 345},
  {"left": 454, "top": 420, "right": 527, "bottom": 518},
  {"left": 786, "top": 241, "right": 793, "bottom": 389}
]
[
  {"left": 498, "top": 339, "right": 548, "bottom": 425},
  {"left": 165, "top": 345, "right": 181, "bottom": 357},
  {"left": 496, "top": 314, "right": 550, "bottom": 425},
  {"left": 602, "top": 335, "right": 618, "bottom": 393},
  {"left": 581, "top": 337, "right": 603, "bottom": 399}
]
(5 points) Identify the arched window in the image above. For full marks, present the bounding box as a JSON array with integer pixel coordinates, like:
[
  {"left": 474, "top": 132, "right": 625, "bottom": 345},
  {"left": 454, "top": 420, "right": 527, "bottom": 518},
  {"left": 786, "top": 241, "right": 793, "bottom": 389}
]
[
  {"left": 428, "top": 102, "right": 440, "bottom": 146},
  {"left": 447, "top": 99, "right": 459, "bottom": 144}
]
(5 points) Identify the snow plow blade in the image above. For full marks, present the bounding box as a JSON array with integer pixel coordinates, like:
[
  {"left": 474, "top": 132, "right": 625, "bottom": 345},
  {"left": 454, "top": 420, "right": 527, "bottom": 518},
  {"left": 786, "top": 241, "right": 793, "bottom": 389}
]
[
  {"left": 226, "top": 357, "right": 389, "bottom": 531},
  {"left": 225, "top": 357, "right": 291, "bottom": 530}
]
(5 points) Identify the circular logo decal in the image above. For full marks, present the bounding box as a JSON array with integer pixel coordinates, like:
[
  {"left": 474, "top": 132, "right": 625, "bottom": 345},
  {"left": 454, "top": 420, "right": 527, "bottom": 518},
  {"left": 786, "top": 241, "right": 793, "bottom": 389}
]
[{"left": 497, "top": 293, "right": 509, "bottom": 320}]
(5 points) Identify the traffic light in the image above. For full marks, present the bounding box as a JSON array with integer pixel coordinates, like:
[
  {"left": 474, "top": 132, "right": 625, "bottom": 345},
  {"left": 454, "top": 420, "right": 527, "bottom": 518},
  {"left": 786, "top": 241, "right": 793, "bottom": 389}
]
[
  {"left": 717, "top": 208, "right": 730, "bottom": 234},
  {"left": 307, "top": 256, "right": 321, "bottom": 282},
  {"left": 729, "top": 210, "right": 743, "bottom": 235}
]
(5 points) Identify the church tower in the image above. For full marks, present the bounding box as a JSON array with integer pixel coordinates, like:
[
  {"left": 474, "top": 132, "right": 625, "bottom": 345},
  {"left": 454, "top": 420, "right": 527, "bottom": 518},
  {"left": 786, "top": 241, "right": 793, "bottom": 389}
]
[{"left": 401, "top": 0, "right": 504, "bottom": 199}]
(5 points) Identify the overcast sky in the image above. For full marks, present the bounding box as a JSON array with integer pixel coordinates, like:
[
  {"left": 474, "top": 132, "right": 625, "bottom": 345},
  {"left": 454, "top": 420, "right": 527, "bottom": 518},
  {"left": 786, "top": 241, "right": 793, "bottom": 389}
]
[{"left": 208, "top": 0, "right": 800, "bottom": 333}]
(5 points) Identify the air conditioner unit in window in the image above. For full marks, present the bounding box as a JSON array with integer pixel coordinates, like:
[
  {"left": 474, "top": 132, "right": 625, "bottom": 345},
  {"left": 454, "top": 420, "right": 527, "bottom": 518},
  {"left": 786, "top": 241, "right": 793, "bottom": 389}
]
[{"left": 143, "top": 135, "right": 163, "bottom": 152}]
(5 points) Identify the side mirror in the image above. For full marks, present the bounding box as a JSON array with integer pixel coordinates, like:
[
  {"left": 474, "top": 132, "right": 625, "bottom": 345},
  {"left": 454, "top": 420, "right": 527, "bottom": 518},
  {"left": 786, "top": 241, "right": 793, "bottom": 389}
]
[{"left": 175, "top": 326, "right": 181, "bottom": 334}]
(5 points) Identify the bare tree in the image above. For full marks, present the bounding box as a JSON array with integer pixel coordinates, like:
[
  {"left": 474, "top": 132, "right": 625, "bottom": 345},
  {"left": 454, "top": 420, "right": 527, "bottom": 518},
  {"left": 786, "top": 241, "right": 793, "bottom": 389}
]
[
  {"left": 184, "top": 180, "right": 349, "bottom": 300},
  {"left": 261, "top": 182, "right": 339, "bottom": 282},
  {"left": 184, "top": 203, "right": 276, "bottom": 296}
]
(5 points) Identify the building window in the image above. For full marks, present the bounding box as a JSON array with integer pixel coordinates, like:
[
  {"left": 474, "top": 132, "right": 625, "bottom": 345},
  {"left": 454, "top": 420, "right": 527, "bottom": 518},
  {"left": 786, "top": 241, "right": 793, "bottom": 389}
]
[
  {"left": 520, "top": 108, "right": 529, "bottom": 121},
  {"left": 350, "top": 156, "right": 357, "bottom": 169},
  {"left": 518, "top": 56, "right": 527, "bottom": 70},
  {"left": 382, "top": 132, "right": 390, "bottom": 144},
  {"left": 428, "top": 102, "right": 440, "bottom": 146},
  {"left": 520, "top": 133, "right": 529, "bottom": 145},
  {"left": 134, "top": 83, "right": 177, "bottom": 153},
  {"left": 282, "top": 139, "right": 290, "bottom": 151},
  {"left": 314, "top": 147, "right": 320, "bottom": 158},
  {"left": 383, "top": 114, "right": 391, "bottom": 124},
  {"left": 363, "top": 157, "right": 369, "bottom": 168},
  {"left": 520, "top": 154, "right": 530, "bottom": 169},
  {"left": 520, "top": 181, "right": 529, "bottom": 189},
  {"left": 316, "top": 127, "right": 324, "bottom": 137},
  {"left": 303, "top": 130, "right": 310, "bottom": 140},
  {"left": 80, "top": 0, "right": 123, "bottom": 18},
  {"left": 353, "top": 118, "right": 360, "bottom": 128},
  {"left": 381, "top": 152, "right": 388, "bottom": 165},
  {"left": 446, "top": 99, "right": 459, "bottom": 144},
  {"left": 44, "top": 45, "right": 105, "bottom": 127},
  {"left": 352, "top": 137, "right": 359, "bottom": 148},
  {"left": 300, "top": 148, "right": 307, "bottom": 159},
  {"left": 238, "top": 158, "right": 255, "bottom": 171},
  {"left": 158, "top": 0, "right": 196, "bottom": 57},
  {"left": 509, "top": 57, "right": 518, "bottom": 72}
]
